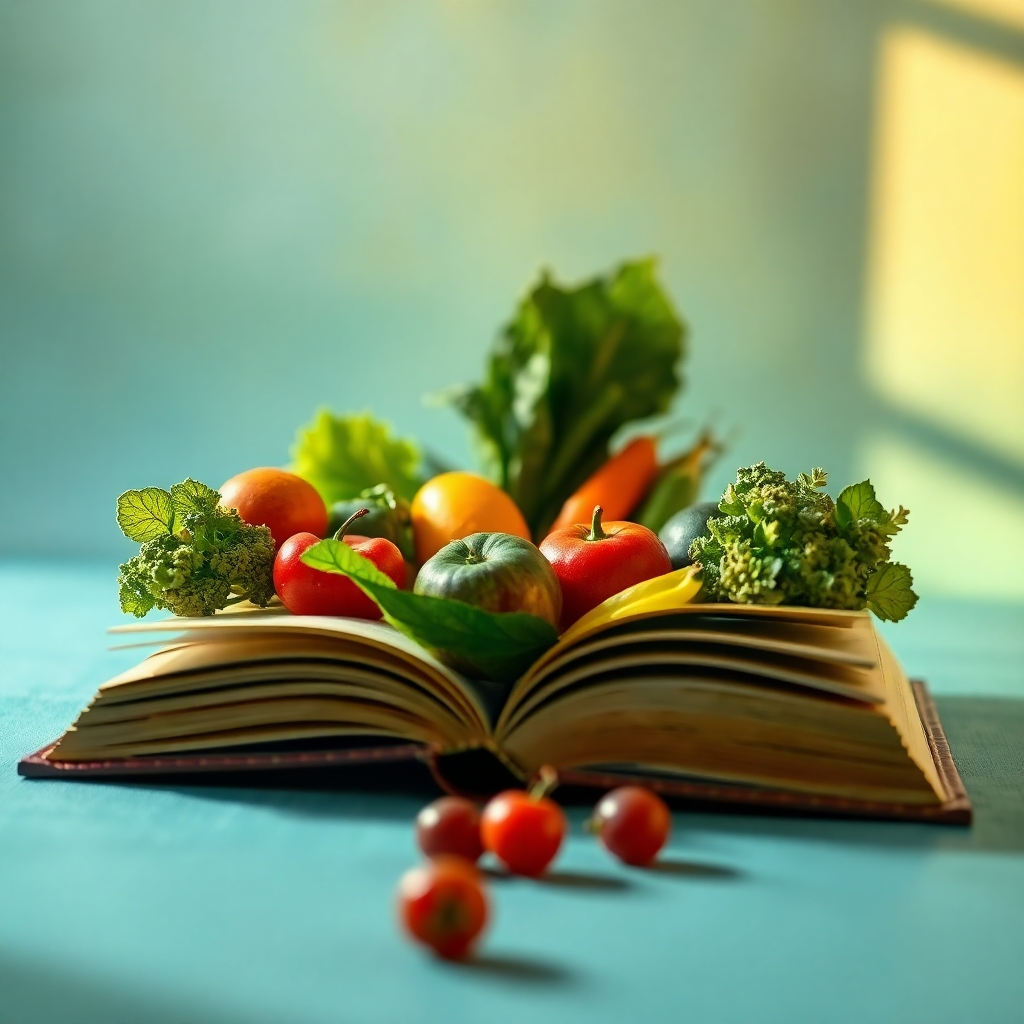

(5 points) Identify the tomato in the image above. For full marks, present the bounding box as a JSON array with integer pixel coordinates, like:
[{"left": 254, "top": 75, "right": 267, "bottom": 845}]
[
  {"left": 220, "top": 468, "right": 327, "bottom": 549},
  {"left": 590, "top": 786, "right": 671, "bottom": 867},
  {"left": 481, "top": 789, "right": 565, "bottom": 877},
  {"left": 273, "top": 511, "right": 406, "bottom": 617},
  {"left": 397, "top": 857, "right": 489, "bottom": 960},
  {"left": 540, "top": 505, "right": 672, "bottom": 629},
  {"left": 416, "top": 797, "right": 484, "bottom": 864}
]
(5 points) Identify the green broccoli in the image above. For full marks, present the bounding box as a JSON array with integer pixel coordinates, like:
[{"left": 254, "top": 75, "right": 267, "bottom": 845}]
[
  {"left": 116, "top": 479, "right": 275, "bottom": 617},
  {"left": 690, "top": 463, "right": 918, "bottom": 622}
]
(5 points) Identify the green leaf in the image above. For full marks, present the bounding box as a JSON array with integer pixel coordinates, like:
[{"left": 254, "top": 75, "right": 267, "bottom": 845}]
[
  {"left": 170, "top": 478, "right": 221, "bottom": 520},
  {"left": 865, "top": 562, "right": 919, "bottom": 622},
  {"left": 447, "top": 258, "right": 686, "bottom": 536},
  {"left": 836, "top": 480, "right": 886, "bottom": 529},
  {"left": 116, "top": 488, "right": 176, "bottom": 542},
  {"left": 118, "top": 577, "right": 155, "bottom": 617},
  {"left": 291, "top": 410, "right": 423, "bottom": 505},
  {"left": 301, "top": 539, "right": 558, "bottom": 682},
  {"left": 300, "top": 536, "right": 399, "bottom": 590}
]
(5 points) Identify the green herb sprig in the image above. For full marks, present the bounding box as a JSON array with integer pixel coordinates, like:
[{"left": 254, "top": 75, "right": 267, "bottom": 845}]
[
  {"left": 116, "top": 479, "right": 275, "bottom": 618},
  {"left": 691, "top": 463, "right": 918, "bottom": 621}
]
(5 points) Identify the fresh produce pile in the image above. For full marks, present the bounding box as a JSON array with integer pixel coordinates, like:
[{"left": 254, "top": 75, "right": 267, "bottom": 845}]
[
  {"left": 110, "top": 257, "right": 921, "bottom": 962},
  {"left": 399, "top": 775, "right": 672, "bottom": 960},
  {"left": 115, "top": 259, "right": 918, "bottom": 680}
]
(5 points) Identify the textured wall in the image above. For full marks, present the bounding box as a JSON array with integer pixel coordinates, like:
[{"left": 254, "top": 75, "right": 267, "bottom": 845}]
[{"left": 2, "top": 1, "right": 1021, "bottom": 598}]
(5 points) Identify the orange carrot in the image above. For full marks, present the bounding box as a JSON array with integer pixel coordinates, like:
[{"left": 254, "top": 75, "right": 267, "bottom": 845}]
[{"left": 547, "top": 436, "right": 659, "bottom": 534}]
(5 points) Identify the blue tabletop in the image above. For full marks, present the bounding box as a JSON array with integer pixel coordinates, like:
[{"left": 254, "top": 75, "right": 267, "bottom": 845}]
[{"left": 2, "top": 560, "right": 1023, "bottom": 1024}]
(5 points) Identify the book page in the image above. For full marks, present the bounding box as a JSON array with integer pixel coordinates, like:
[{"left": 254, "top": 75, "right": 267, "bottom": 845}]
[{"left": 109, "top": 612, "right": 489, "bottom": 732}]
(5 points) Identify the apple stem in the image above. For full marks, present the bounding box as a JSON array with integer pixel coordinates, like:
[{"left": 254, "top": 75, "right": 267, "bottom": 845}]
[
  {"left": 587, "top": 505, "right": 607, "bottom": 542},
  {"left": 334, "top": 508, "right": 369, "bottom": 542}
]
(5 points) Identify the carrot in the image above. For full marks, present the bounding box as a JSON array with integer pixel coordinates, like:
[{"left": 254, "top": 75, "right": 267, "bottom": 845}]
[{"left": 547, "top": 436, "right": 659, "bottom": 534}]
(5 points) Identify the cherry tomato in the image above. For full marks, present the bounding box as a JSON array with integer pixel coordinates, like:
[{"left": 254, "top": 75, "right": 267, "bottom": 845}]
[
  {"left": 416, "top": 797, "right": 484, "bottom": 864},
  {"left": 481, "top": 789, "right": 565, "bottom": 877},
  {"left": 397, "top": 856, "right": 489, "bottom": 960},
  {"left": 591, "top": 786, "right": 671, "bottom": 866},
  {"left": 273, "top": 510, "right": 406, "bottom": 618},
  {"left": 273, "top": 531, "right": 405, "bottom": 618}
]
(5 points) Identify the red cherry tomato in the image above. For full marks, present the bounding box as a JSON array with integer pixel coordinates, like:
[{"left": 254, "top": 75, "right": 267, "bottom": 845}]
[
  {"left": 397, "top": 856, "right": 489, "bottom": 960},
  {"left": 481, "top": 789, "right": 565, "bottom": 877},
  {"left": 591, "top": 786, "right": 671, "bottom": 867},
  {"left": 540, "top": 506, "right": 672, "bottom": 629},
  {"left": 219, "top": 468, "right": 328, "bottom": 549},
  {"left": 273, "top": 524, "right": 406, "bottom": 618},
  {"left": 416, "top": 797, "right": 484, "bottom": 863}
]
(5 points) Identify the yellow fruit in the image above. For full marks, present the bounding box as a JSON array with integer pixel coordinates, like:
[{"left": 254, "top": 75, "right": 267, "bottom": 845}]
[{"left": 411, "top": 472, "right": 530, "bottom": 564}]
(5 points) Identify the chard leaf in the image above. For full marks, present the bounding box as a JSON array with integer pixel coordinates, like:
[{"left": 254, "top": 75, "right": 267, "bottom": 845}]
[
  {"left": 171, "top": 478, "right": 221, "bottom": 520},
  {"left": 836, "top": 480, "right": 886, "bottom": 528},
  {"left": 448, "top": 258, "right": 685, "bottom": 537},
  {"left": 291, "top": 410, "right": 423, "bottom": 505},
  {"left": 116, "top": 488, "right": 176, "bottom": 541},
  {"left": 865, "top": 562, "right": 919, "bottom": 622},
  {"left": 301, "top": 539, "right": 558, "bottom": 683}
]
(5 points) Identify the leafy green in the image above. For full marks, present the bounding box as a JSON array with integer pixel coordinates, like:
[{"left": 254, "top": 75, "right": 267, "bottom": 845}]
[
  {"left": 116, "top": 479, "right": 275, "bottom": 618},
  {"left": 864, "top": 562, "right": 918, "bottom": 622},
  {"left": 116, "top": 488, "right": 178, "bottom": 542},
  {"left": 291, "top": 410, "right": 423, "bottom": 505},
  {"left": 690, "top": 463, "right": 918, "bottom": 622},
  {"left": 446, "top": 259, "right": 686, "bottom": 537},
  {"left": 301, "top": 539, "right": 558, "bottom": 682}
]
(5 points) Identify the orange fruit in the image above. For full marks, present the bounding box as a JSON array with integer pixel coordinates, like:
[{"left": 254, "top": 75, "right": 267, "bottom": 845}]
[
  {"left": 219, "top": 468, "right": 328, "bottom": 548},
  {"left": 411, "top": 472, "right": 530, "bottom": 563}
]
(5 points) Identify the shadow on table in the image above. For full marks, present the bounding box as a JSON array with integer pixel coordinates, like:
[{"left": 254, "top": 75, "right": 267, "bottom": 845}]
[
  {"left": 685, "top": 696, "right": 1024, "bottom": 854},
  {"left": 0, "top": 952, "right": 249, "bottom": 1024},
  {"left": 457, "top": 951, "right": 575, "bottom": 984}
]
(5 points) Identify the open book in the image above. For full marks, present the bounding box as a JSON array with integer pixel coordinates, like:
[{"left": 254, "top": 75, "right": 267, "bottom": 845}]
[{"left": 19, "top": 575, "right": 970, "bottom": 823}]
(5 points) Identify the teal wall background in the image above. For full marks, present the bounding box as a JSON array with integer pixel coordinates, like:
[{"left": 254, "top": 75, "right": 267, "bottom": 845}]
[{"left": 2, "top": 0, "right": 1021, "bottom": 596}]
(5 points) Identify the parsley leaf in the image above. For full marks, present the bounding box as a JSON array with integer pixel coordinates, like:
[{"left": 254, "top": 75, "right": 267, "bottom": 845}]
[
  {"left": 865, "top": 562, "right": 919, "bottom": 622},
  {"left": 116, "top": 487, "right": 177, "bottom": 542},
  {"left": 836, "top": 480, "right": 886, "bottom": 529}
]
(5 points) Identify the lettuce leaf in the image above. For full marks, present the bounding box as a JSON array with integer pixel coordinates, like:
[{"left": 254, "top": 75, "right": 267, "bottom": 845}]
[
  {"left": 446, "top": 258, "right": 686, "bottom": 537},
  {"left": 290, "top": 410, "right": 424, "bottom": 505}
]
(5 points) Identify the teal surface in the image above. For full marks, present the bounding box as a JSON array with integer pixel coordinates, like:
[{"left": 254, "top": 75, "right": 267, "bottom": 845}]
[{"left": 2, "top": 561, "right": 1023, "bottom": 1024}]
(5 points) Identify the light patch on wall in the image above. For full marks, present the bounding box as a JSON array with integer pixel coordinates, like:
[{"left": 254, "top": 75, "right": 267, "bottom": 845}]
[
  {"left": 925, "top": 0, "right": 1024, "bottom": 31},
  {"left": 864, "top": 27, "right": 1024, "bottom": 465},
  {"left": 860, "top": 432, "right": 1024, "bottom": 599}
]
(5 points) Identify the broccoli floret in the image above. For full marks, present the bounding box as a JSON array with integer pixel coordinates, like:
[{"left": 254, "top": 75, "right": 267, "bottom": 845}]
[
  {"left": 690, "top": 463, "right": 918, "bottom": 621},
  {"left": 116, "top": 479, "right": 275, "bottom": 617}
]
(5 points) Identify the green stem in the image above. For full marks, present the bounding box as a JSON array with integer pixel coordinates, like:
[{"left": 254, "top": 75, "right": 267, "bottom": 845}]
[
  {"left": 587, "top": 505, "right": 607, "bottom": 542},
  {"left": 529, "top": 764, "right": 559, "bottom": 800},
  {"left": 334, "top": 508, "right": 369, "bottom": 542}
]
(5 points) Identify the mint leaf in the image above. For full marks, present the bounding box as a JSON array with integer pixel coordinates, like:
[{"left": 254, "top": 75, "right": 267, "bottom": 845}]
[
  {"left": 302, "top": 539, "right": 558, "bottom": 682},
  {"left": 116, "top": 488, "right": 176, "bottom": 542},
  {"left": 291, "top": 410, "right": 423, "bottom": 505},
  {"left": 836, "top": 480, "right": 886, "bottom": 528},
  {"left": 171, "top": 478, "right": 221, "bottom": 520},
  {"left": 865, "top": 562, "right": 919, "bottom": 622}
]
